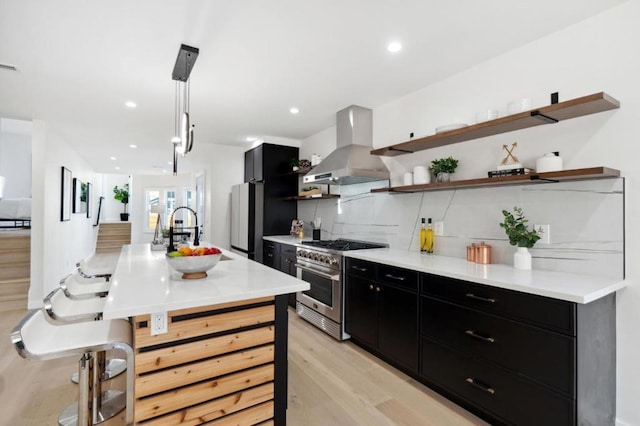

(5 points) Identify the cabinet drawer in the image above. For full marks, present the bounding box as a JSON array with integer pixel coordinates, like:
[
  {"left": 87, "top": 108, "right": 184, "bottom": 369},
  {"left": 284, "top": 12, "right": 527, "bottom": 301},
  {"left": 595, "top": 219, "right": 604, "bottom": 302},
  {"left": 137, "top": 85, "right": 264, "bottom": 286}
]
[
  {"left": 264, "top": 241, "right": 279, "bottom": 252},
  {"left": 421, "top": 339, "right": 575, "bottom": 426},
  {"left": 421, "top": 274, "right": 575, "bottom": 335},
  {"left": 421, "top": 296, "right": 575, "bottom": 396},
  {"left": 346, "top": 258, "right": 376, "bottom": 280},
  {"left": 378, "top": 265, "right": 418, "bottom": 292},
  {"left": 280, "top": 244, "right": 296, "bottom": 256}
]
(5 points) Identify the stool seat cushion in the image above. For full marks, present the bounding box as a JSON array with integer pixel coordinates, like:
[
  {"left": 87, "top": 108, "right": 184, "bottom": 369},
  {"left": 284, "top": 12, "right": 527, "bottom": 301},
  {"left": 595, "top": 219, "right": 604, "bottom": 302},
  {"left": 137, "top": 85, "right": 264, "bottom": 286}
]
[
  {"left": 13, "top": 310, "right": 131, "bottom": 361},
  {"left": 45, "top": 288, "right": 106, "bottom": 322},
  {"left": 61, "top": 274, "right": 111, "bottom": 297}
]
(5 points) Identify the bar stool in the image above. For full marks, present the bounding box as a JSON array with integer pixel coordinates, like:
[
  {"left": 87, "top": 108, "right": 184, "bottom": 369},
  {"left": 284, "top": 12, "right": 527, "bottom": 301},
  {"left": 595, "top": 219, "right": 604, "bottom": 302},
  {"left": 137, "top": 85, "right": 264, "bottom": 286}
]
[
  {"left": 46, "top": 284, "right": 127, "bottom": 385},
  {"left": 11, "top": 309, "right": 134, "bottom": 425},
  {"left": 76, "top": 254, "right": 118, "bottom": 282},
  {"left": 59, "top": 274, "right": 110, "bottom": 300}
]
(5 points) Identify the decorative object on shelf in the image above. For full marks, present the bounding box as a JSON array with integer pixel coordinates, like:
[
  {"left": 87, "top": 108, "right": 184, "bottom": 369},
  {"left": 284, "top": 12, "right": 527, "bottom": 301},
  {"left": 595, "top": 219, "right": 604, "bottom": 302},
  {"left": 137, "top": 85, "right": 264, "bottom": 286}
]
[
  {"left": 60, "top": 167, "right": 71, "bottom": 222},
  {"left": 290, "top": 219, "right": 304, "bottom": 238},
  {"left": 113, "top": 183, "right": 130, "bottom": 221},
  {"left": 500, "top": 206, "right": 541, "bottom": 270},
  {"left": 290, "top": 158, "right": 300, "bottom": 171},
  {"left": 536, "top": 151, "right": 563, "bottom": 173},
  {"left": 500, "top": 142, "right": 520, "bottom": 168},
  {"left": 488, "top": 167, "right": 534, "bottom": 178},
  {"left": 170, "top": 44, "right": 199, "bottom": 175},
  {"left": 476, "top": 109, "right": 499, "bottom": 123},
  {"left": 507, "top": 97, "right": 532, "bottom": 114},
  {"left": 311, "top": 154, "right": 322, "bottom": 166},
  {"left": 403, "top": 172, "right": 413, "bottom": 186},
  {"left": 431, "top": 156, "right": 459, "bottom": 183},
  {"left": 413, "top": 165, "right": 430, "bottom": 184},
  {"left": 299, "top": 159, "right": 311, "bottom": 169},
  {"left": 299, "top": 186, "right": 321, "bottom": 197}
]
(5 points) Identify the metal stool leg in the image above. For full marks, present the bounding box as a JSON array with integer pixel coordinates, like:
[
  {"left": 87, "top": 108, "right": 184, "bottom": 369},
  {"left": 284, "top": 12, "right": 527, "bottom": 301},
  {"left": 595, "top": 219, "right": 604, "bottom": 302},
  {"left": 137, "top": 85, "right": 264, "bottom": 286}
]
[
  {"left": 58, "top": 352, "right": 94, "bottom": 426},
  {"left": 70, "top": 356, "right": 126, "bottom": 383}
]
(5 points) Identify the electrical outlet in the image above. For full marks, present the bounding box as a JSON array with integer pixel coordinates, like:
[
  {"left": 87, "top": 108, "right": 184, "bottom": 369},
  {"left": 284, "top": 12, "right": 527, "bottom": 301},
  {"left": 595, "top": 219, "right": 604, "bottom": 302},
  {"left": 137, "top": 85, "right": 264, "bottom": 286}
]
[
  {"left": 151, "top": 312, "right": 168, "bottom": 335},
  {"left": 534, "top": 224, "right": 551, "bottom": 244},
  {"left": 434, "top": 221, "right": 444, "bottom": 236}
]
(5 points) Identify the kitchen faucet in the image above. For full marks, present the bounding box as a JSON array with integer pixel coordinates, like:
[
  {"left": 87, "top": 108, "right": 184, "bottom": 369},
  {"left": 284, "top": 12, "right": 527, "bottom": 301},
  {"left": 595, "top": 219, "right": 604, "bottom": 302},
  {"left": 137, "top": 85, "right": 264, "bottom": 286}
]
[{"left": 167, "top": 206, "right": 199, "bottom": 252}]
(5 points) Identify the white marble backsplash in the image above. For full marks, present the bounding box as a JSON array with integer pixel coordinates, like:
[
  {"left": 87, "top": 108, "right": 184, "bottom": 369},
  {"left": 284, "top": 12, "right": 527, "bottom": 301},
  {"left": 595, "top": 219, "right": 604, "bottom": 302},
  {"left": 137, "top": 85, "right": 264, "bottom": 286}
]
[{"left": 298, "top": 178, "right": 624, "bottom": 279}]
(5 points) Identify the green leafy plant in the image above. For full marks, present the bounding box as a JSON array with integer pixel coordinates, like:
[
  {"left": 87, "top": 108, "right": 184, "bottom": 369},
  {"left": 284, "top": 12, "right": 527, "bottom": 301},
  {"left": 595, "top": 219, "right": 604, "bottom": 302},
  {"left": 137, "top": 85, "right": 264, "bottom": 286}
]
[
  {"left": 289, "top": 158, "right": 299, "bottom": 168},
  {"left": 113, "top": 184, "right": 130, "bottom": 213},
  {"left": 500, "top": 206, "right": 541, "bottom": 248},
  {"left": 431, "top": 156, "right": 459, "bottom": 174}
]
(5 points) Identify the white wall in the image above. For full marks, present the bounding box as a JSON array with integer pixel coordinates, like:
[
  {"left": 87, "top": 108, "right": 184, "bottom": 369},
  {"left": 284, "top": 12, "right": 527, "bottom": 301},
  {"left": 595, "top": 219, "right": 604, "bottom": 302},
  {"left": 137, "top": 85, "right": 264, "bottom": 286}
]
[
  {"left": 100, "top": 173, "right": 131, "bottom": 222},
  {"left": 29, "top": 120, "right": 99, "bottom": 307},
  {"left": 0, "top": 118, "right": 32, "bottom": 198},
  {"left": 300, "top": 3, "right": 639, "bottom": 424}
]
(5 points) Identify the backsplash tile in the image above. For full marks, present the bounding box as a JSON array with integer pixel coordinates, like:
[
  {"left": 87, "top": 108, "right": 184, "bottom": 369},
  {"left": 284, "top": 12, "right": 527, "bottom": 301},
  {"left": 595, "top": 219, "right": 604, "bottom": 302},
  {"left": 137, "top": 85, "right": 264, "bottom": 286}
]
[{"left": 298, "top": 178, "right": 624, "bottom": 279}]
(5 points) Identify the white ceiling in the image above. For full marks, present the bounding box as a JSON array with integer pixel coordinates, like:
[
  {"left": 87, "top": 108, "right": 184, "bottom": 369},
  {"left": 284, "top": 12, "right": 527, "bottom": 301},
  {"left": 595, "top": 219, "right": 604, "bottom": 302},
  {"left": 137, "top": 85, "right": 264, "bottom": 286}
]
[{"left": 0, "top": 0, "right": 626, "bottom": 175}]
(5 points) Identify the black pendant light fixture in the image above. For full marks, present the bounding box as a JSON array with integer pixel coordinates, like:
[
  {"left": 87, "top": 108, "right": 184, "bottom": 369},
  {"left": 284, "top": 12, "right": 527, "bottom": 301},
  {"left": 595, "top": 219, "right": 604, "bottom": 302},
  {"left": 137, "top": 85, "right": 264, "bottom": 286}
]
[{"left": 171, "top": 44, "right": 199, "bottom": 175}]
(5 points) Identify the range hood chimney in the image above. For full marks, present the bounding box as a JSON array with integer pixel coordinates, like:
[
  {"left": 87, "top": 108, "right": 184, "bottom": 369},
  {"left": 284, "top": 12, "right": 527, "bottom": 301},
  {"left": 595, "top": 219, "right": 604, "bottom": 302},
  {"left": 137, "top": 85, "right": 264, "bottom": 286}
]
[{"left": 303, "top": 105, "right": 390, "bottom": 185}]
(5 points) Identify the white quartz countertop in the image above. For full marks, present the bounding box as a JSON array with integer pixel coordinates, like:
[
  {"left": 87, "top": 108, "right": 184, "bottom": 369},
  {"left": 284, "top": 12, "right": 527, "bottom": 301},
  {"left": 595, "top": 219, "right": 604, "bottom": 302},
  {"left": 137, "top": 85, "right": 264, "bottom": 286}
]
[
  {"left": 344, "top": 248, "right": 626, "bottom": 304},
  {"left": 263, "top": 235, "right": 310, "bottom": 246},
  {"left": 102, "top": 243, "right": 309, "bottom": 319}
]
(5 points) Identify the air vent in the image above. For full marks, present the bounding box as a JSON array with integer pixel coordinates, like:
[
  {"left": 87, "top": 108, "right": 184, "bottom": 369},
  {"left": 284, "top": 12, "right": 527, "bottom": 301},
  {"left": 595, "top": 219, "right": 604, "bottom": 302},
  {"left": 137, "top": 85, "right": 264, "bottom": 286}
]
[{"left": 0, "top": 63, "right": 17, "bottom": 72}]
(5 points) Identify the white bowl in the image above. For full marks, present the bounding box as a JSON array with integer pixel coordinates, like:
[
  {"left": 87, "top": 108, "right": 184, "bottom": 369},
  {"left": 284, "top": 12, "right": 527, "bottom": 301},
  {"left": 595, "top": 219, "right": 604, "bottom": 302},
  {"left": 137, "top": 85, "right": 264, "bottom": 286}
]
[{"left": 166, "top": 253, "right": 222, "bottom": 279}]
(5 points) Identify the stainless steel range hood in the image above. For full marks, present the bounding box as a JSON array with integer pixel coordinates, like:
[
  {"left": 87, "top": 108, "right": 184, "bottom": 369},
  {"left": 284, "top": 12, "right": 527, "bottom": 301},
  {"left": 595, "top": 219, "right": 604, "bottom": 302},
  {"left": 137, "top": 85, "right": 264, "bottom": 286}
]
[{"left": 303, "top": 105, "right": 390, "bottom": 185}]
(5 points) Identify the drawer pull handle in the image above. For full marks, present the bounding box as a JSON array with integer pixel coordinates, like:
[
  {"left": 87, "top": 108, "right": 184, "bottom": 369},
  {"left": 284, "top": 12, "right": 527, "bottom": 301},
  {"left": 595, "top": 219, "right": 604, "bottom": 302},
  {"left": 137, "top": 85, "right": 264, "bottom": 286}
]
[
  {"left": 465, "top": 293, "right": 496, "bottom": 303},
  {"left": 352, "top": 266, "right": 368, "bottom": 272},
  {"left": 375, "top": 287, "right": 381, "bottom": 292},
  {"left": 465, "top": 330, "right": 496, "bottom": 343},
  {"left": 267, "top": 253, "right": 274, "bottom": 258},
  {"left": 385, "top": 273, "right": 406, "bottom": 281},
  {"left": 369, "top": 284, "right": 374, "bottom": 290},
  {"left": 465, "top": 378, "right": 495, "bottom": 395}
]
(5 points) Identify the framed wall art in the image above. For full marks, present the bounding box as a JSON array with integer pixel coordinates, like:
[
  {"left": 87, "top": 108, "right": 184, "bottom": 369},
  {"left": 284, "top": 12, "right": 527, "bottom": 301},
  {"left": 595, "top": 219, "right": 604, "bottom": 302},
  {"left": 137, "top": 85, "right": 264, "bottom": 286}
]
[
  {"left": 86, "top": 182, "right": 92, "bottom": 218},
  {"left": 61, "top": 167, "right": 71, "bottom": 221}
]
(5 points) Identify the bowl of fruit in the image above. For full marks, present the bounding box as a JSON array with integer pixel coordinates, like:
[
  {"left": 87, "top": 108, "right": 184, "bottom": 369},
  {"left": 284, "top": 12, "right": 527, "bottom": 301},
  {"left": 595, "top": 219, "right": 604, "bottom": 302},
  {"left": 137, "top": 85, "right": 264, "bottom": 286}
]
[{"left": 166, "top": 246, "right": 223, "bottom": 279}]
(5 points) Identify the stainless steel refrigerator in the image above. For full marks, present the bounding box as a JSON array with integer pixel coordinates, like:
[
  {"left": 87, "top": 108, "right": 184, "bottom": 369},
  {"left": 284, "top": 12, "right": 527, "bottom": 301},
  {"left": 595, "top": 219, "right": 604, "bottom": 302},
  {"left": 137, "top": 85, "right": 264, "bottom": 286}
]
[{"left": 230, "top": 182, "right": 263, "bottom": 261}]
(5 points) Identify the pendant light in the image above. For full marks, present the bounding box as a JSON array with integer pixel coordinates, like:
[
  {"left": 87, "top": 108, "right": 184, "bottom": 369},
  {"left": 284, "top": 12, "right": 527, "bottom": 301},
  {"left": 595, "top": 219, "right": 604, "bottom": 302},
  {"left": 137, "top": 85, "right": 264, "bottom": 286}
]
[{"left": 171, "top": 44, "right": 199, "bottom": 175}]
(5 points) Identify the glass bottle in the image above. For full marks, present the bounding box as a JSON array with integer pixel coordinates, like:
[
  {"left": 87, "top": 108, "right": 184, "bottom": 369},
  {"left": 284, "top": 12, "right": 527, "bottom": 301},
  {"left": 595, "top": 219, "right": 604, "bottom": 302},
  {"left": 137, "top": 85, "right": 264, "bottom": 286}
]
[
  {"left": 420, "top": 218, "right": 427, "bottom": 253},
  {"left": 425, "top": 218, "right": 434, "bottom": 254}
]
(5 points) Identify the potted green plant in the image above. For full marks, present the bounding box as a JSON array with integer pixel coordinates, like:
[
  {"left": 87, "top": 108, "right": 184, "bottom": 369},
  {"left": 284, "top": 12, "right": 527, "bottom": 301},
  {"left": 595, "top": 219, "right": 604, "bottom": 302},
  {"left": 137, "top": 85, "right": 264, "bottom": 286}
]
[
  {"left": 113, "top": 183, "right": 130, "bottom": 221},
  {"left": 290, "top": 157, "right": 300, "bottom": 171},
  {"left": 499, "top": 206, "right": 541, "bottom": 270},
  {"left": 431, "top": 156, "right": 459, "bottom": 182}
]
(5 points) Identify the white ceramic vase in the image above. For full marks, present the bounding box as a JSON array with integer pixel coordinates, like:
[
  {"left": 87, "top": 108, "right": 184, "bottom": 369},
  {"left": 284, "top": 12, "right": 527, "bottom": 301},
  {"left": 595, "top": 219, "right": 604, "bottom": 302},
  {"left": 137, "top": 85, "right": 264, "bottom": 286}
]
[{"left": 513, "top": 246, "right": 532, "bottom": 270}]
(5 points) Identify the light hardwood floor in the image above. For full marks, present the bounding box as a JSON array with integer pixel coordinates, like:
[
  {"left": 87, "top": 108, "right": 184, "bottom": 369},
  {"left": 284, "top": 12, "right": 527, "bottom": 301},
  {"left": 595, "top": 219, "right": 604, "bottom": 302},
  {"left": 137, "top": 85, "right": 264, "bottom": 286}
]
[{"left": 1, "top": 308, "right": 488, "bottom": 425}]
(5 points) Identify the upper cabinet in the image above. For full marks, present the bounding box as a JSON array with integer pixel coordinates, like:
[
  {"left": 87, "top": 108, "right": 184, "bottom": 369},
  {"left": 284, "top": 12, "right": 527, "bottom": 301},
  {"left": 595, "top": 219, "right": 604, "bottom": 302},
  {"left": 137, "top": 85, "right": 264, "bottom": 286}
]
[
  {"left": 371, "top": 92, "right": 620, "bottom": 157},
  {"left": 244, "top": 143, "right": 299, "bottom": 182}
]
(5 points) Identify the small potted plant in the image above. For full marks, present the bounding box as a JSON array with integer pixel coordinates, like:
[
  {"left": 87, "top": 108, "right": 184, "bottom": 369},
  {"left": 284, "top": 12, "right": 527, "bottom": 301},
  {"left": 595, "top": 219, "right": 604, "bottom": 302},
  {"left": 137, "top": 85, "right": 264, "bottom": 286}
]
[
  {"left": 113, "top": 183, "right": 130, "bottom": 221},
  {"left": 290, "top": 158, "right": 300, "bottom": 171},
  {"left": 431, "top": 156, "right": 459, "bottom": 182},
  {"left": 499, "top": 206, "right": 541, "bottom": 270}
]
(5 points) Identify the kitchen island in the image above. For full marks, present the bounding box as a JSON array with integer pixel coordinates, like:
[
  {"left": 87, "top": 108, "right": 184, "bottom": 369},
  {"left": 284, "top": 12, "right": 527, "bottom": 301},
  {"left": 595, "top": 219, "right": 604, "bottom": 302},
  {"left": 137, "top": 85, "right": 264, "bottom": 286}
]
[{"left": 102, "top": 243, "right": 309, "bottom": 426}]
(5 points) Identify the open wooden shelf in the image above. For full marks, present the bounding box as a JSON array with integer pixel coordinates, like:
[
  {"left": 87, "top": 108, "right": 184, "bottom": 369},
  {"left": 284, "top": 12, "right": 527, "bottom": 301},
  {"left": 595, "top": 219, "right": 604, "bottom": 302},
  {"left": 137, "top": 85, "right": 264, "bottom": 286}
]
[
  {"left": 371, "top": 92, "right": 620, "bottom": 157},
  {"left": 284, "top": 194, "right": 340, "bottom": 201},
  {"left": 371, "top": 167, "right": 620, "bottom": 194},
  {"left": 291, "top": 166, "right": 313, "bottom": 175}
]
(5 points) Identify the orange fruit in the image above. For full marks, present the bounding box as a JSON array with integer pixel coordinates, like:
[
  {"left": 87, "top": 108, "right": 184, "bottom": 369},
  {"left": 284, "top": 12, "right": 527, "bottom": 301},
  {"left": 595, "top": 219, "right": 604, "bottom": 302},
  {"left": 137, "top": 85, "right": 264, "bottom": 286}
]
[
  {"left": 178, "top": 246, "right": 192, "bottom": 256},
  {"left": 195, "top": 247, "right": 207, "bottom": 256}
]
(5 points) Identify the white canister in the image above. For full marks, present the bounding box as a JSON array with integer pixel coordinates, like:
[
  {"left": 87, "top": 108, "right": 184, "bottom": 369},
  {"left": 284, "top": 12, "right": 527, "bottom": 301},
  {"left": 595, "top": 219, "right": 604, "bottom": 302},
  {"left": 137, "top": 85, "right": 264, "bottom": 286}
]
[
  {"left": 413, "top": 166, "right": 431, "bottom": 185},
  {"left": 536, "top": 152, "right": 563, "bottom": 173},
  {"left": 507, "top": 98, "right": 532, "bottom": 114},
  {"left": 403, "top": 172, "right": 414, "bottom": 186}
]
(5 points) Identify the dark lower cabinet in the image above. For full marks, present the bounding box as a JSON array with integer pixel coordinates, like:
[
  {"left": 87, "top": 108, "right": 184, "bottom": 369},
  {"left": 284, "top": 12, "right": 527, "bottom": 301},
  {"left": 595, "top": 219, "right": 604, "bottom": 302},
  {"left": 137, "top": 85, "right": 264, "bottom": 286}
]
[
  {"left": 345, "top": 259, "right": 418, "bottom": 373},
  {"left": 263, "top": 240, "right": 298, "bottom": 307},
  {"left": 421, "top": 338, "right": 574, "bottom": 426},
  {"left": 345, "top": 275, "right": 378, "bottom": 347},
  {"left": 343, "top": 259, "right": 616, "bottom": 426}
]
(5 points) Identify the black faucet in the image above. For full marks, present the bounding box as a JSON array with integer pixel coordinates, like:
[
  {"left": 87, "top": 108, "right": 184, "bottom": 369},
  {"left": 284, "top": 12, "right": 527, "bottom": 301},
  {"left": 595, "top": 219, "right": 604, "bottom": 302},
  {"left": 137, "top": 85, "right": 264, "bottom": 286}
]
[{"left": 167, "top": 206, "right": 199, "bottom": 252}]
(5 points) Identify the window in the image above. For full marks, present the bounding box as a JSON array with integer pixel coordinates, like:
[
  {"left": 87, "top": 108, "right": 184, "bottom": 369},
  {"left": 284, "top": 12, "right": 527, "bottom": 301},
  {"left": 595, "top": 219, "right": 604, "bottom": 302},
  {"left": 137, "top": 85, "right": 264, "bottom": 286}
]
[{"left": 144, "top": 187, "right": 192, "bottom": 233}]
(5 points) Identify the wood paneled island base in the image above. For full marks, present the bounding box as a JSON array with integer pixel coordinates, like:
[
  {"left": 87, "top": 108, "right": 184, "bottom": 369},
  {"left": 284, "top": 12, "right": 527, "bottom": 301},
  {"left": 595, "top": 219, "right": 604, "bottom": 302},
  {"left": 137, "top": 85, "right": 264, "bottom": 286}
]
[{"left": 132, "top": 295, "right": 288, "bottom": 426}]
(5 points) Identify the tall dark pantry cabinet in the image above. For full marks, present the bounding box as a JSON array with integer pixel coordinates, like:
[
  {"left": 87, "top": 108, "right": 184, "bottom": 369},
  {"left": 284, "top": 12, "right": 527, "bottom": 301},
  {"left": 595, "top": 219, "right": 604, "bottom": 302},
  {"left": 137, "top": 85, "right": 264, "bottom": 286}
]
[{"left": 241, "top": 143, "right": 298, "bottom": 261}]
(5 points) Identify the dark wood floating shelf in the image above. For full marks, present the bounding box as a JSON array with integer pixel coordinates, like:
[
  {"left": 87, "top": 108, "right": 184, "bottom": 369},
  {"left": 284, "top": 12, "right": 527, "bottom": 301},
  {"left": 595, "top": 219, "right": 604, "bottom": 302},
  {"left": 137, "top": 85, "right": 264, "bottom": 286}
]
[
  {"left": 371, "top": 92, "right": 620, "bottom": 157},
  {"left": 371, "top": 167, "right": 620, "bottom": 194},
  {"left": 291, "top": 166, "right": 313, "bottom": 175},
  {"left": 284, "top": 194, "right": 341, "bottom": 201}
]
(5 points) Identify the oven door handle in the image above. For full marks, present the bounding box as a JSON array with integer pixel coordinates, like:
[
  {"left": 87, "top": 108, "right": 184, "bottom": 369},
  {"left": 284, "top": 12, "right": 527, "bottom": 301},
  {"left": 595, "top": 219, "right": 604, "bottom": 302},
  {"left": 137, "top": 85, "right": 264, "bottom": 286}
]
[{"left": 294, "top": 264, "right": 340, "bottom": 281}]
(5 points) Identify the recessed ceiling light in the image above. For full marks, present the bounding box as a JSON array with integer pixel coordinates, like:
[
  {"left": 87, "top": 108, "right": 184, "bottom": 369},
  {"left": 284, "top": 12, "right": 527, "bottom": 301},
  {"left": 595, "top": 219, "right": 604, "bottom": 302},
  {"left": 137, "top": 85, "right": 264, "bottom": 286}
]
[
  {"left": 246, "top": 136, "right": 258, "bottom": 142},
  {"left": 125, "top": 101, "right": 137, "bottom": 108},
  {"left": 387, "top": 41, "right": 402, "bottom": 53},
  {"left": 289, "top": 107, "right": 299, "bottom": 114},
  {"left": 129, "top": 144, "right": 137, "bottom": 149},
  {"left": 110, "top": 156, "right": 117, "bottom": 161},
  {"left": 162, "top": 169, "right": 168, "bottom": 173},
  {"left": 115, "top": 166, "right": 121, "bottom": 170},
  {"left": 167, "top": 161, "right": 172, "bottom": 165}
]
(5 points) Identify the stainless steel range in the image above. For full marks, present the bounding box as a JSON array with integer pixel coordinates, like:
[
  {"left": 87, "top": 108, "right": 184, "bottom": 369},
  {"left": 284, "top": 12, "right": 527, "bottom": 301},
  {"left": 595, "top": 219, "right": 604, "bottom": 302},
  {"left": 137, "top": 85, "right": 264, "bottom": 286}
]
[{"left": 295, "top": 239, "right": 386, "bottom": 340}]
